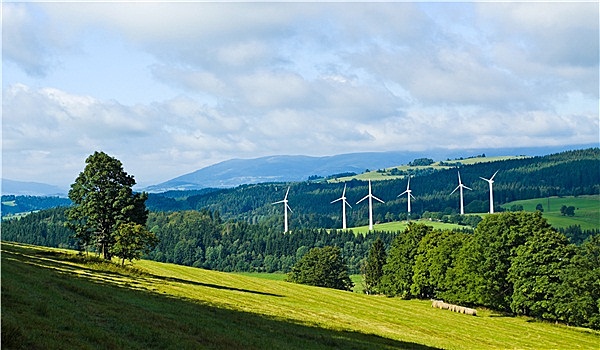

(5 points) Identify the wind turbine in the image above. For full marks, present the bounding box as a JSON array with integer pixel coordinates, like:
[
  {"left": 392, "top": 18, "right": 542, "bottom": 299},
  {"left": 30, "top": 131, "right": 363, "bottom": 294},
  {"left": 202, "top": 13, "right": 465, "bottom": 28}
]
[
  {"left": 272, "top": 187, "right": 292, "bottom": 233},
  {"left": 331, "top": 184, "right": 352, "bottom": 229},
  {"left": 480, "top": 170, "right": 499, "bottom": 214},
  {"left": 450, "top": 171, "right": 472, "bottom": 215},
  {"left": 356, "top": 180, "right": 384, "bottom": 231},
  {"left": 398, "top": 176, "right": 416, "bottom": 215}
]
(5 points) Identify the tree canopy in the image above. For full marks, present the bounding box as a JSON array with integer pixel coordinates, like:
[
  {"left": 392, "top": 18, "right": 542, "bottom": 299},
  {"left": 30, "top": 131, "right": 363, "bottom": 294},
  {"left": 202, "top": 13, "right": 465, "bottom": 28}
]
[
  {"left": 287, "top": 246, "right": 353, "bottom": 291},
  {"left": 67, "top": 151, "right": 150, "bottom": 260}
]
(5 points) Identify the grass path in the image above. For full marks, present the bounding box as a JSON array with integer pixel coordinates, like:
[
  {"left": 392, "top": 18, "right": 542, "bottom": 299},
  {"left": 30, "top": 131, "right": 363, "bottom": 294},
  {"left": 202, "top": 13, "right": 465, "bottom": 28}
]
[{"left": 3, "top": 242, "right": 599, "bottom": 349}]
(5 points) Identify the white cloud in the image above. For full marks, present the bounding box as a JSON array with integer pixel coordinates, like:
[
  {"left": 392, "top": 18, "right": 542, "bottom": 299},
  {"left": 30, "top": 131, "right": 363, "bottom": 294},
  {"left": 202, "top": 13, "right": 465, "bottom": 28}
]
[{"left": 3, "top": 2, "right": 598, "bottom": 187}]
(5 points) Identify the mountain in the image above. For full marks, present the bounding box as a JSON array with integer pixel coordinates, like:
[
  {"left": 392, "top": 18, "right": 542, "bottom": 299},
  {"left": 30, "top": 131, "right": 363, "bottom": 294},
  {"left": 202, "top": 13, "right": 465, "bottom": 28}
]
[
  {"left": 2, "top": 179, "right": 68, "bottom": 197},
  {"left": 144, "top": 144, "right": 597, "bottom": 192}
]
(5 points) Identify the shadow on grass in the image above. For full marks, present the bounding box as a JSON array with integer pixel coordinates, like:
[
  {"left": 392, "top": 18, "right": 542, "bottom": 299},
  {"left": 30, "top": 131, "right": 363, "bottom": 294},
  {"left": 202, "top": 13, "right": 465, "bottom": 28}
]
[
  {"left": 150, "top": 274, "right": 285, "bottom": 297},
  {"left": 2, "top": 242, "right": 441, "bottom": 350}
]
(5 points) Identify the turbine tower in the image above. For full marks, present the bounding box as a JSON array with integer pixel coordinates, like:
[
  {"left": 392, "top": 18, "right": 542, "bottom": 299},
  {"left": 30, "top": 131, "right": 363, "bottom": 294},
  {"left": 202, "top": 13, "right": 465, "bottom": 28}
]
[
  {"left": 398, "top": 176, "right": 416, "bottom": 215},
  {"left": 272, "top": 187, "right": 292, "bottom": 233},
  {"left": 450, "top": 171, "right": 472, "bottom": 215},
  {"left": 356, "top": 180, "right": 384, "bottom": 231},
  {"left": 331, "top": 184, "right": 352, "bottom": 229},
  {"left": 480, "top": 170, "right": 499, "bottom": 214}
]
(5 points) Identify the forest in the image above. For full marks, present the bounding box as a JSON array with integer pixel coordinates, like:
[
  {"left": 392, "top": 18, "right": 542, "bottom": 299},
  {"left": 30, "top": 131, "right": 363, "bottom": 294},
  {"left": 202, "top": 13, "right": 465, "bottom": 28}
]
[
  {"left": 145, "top": 148, "right": 600, "bottom": 230},
  {"left": 3, "top": 148, "right": 599, "bottom": 274},
  {"left": 371, "top": 214, "right": 600, "bottom": 330}
]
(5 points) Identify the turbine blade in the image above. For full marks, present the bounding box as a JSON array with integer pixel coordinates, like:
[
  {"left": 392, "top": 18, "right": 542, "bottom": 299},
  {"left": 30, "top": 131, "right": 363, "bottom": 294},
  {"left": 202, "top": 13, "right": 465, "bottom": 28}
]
[
  {"left": 398, "top": 190, "right": 409, "bottom": 197},
  {"left": 372, "top": 195, "right": 385, "bottom": 203},
  {"left": 464, "top": 185, "right": 473, "bottom": 191},
  {"left": 409, "top": 193, "right": 416, "bottom": 200},
  {"left": 490, "top": 170, "right": 499, "bottom": 181},
  {"left": 284, "top": 187, "right": 290, "bottom": 199},
  {"left": 342, "top": 184, "right": 347, "bottom": 196},
  {"left": 450, "top": 185, "right": 460, "bottom": 195},
  {"left": 272, "top": 200, "right": 285, "bottom": 205},
  {"left": 331, "top": 197, "right": 342, "bottom": 204},
  {"left": 356, "top": 195, "right": 369, "bottom": 204},
  {"left": 286, "top": 204, "right": 293, "bottom": 212},
  {"left": 480, "top": 176, "right": 490, "bottom": 182},
  {"left": 344, "top": 200, "right": 352, "bottom": 208}
]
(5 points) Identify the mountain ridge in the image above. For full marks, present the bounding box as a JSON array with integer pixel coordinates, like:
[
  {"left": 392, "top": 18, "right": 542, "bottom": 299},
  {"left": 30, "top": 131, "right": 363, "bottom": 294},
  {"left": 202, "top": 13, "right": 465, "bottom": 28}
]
[{"left": 144, "top": 144, "right": 596, "bottom": 192}]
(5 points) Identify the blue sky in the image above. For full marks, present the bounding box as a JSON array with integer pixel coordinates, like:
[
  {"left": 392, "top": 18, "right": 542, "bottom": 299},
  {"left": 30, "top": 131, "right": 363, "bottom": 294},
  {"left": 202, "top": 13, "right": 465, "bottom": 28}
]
[{"left": 3, "top": 1, "right": 598, "bottom": 188}]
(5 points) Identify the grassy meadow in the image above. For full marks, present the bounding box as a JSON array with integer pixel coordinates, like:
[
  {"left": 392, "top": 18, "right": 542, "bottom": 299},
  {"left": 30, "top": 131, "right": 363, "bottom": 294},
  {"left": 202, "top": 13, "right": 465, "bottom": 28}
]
[
  {"left": 3, "top": 241, "right": 599, "bottom": 349},
  {"left": 330, "top": 156, "right": 523, "bottom": 182},
  {"left": 349, "top": 219, "right": 468, "bottom": 235},
  {"left": 502, "top": 195, "right": 600, "bottom": 230}
]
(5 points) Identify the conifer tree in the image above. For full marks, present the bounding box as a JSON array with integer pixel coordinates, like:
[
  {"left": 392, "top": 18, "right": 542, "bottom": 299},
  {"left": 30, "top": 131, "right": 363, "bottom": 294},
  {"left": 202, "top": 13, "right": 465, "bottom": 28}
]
[{"left": 362, "top": 238, "right": 387, "bottom": 294}]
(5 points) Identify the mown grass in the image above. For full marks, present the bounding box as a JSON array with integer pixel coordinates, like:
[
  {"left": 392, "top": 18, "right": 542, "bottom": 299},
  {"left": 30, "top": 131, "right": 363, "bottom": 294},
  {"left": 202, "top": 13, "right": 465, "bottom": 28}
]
[
  {"left": 502, "top": 195, "right": 599, "bottom": 230},
  {"left": 3, "top": 241, "right": 599, "bottom": 349}
]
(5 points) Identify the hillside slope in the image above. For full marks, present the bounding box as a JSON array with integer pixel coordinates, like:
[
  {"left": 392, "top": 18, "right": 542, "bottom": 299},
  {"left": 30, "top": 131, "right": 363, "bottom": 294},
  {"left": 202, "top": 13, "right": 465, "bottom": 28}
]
[{"left": 3, "top": 242, "right": 598, "bottom": 350}]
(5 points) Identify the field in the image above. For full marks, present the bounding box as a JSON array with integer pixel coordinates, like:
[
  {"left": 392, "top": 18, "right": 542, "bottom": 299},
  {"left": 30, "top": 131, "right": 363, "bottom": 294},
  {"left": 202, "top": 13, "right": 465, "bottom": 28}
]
[
  {"left": 3, "top": 241, "right": 598, "bottom": 349},
  {"left": 349, "top": 219, "right": 469, "bottom": 234},
  {"left": 502, "top": 195, "right": 600, "bottom": 230},
  {"left": 330, "top": 156, "right": 524, "bottom": 182}
]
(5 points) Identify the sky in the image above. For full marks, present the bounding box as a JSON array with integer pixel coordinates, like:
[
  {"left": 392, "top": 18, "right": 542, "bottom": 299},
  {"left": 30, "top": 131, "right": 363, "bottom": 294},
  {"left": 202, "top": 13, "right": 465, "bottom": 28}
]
[{"left": 3, "top": 1, "right": 599, "bottom": 189}]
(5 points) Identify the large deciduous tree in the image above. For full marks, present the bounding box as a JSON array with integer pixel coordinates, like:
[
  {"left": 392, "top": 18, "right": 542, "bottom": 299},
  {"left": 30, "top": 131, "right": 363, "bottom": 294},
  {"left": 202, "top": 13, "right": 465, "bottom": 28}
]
[
  {"left": 444, "top": 212, "right": 552, "bottom": 311},
  {"left": 380, "top": 223, "right": 431, "bottom": 298},
  {"left": 67, "top": 151, "right": 149, "bottom": 260},
  {"left": 287, "top": 246, "right": 353, "bottom": 291}
]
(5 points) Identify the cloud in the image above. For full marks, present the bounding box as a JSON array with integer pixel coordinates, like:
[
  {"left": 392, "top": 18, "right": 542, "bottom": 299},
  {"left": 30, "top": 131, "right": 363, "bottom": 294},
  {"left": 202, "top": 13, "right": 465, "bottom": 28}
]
[
  {"left": 3, "top": 2, "right": 598, "bottom": 187},
  {"left": 2, "top": 3, "right": 55, "bottom": 76}
]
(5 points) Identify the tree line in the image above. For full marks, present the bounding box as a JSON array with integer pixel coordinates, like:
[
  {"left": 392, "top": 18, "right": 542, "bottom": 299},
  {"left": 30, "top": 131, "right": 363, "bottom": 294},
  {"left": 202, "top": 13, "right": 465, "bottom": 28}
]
[
  {"left": 361, "top": 213, "right": 600, "bottom": 330},
  {"left": 146, "top": 148, "right": 600, "bottom": 230}
]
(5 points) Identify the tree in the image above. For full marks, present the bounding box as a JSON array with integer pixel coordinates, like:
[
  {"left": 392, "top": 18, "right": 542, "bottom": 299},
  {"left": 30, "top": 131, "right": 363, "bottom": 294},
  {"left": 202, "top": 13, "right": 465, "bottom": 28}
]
[
  {"left": 380, "top": 223, "right": 431, "bottom": 298},
  {"left": 287, "top": 246, "right": 353, "bottom": 291},
  {"left": 110, "top": 223, "right": 158, "bottom": 265},
  {"left": 508, "top": 229, "right": 573, "bottom": 320},
  {"left": 443, "top": 212, "right": 551, "bottom": 310},
  {"left": 535, "top": 203, "right": 544, "bottom": 212},
  {"left": 560, "top": 205, "right": 575, "bottom": 217},
  {"left": 362, "top": 238, "right": 387, "bottom": 294},
  {"left": 67, "top": 151, "right": 149, "bottom": 259},
  {"left": 554, "top": 235, "right": 600, "bottom": 329},
  {"left": 412, "top": 230, "right": 469, "bottom": 299}
]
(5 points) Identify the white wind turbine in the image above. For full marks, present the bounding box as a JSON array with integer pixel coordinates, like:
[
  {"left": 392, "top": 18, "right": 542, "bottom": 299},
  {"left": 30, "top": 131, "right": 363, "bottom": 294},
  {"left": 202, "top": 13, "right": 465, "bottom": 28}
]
[
  {"left": 331, "top": 184, "right": 352, "bottom": 229},
  {"left": 356, "top": 180, "right": 384, "bottom": 231},
  {"left": 272, "top": 187, "right": 292, "bottom": 233},
  {"left": 398, "top": 176, "right": 416, "bottom": 215},
  {"left": 450, "top": 171, "right": 472, "bottom": 215},
  {"left": 480, "top": 170, "right": 499, "bottom": 214}
]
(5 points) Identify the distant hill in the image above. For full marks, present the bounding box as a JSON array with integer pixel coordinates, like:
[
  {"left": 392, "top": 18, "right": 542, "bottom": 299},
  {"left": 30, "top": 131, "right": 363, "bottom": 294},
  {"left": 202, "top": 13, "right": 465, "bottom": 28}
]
[
  {"left": 144, "top": 144, "right": 595, "bottom": 192},
  {"left": 1, "top": 179, "right": 67, "bottom": 197},
  {"left": 146, "top": 148, "right": 600, "bottom": 231}
]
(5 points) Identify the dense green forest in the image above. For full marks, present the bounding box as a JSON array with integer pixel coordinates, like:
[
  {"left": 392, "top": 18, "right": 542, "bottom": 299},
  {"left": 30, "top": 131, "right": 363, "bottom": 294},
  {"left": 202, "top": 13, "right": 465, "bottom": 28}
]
[
  {"left": 1, "top": 207, "right": 396, "bottom": 274},
  {"left": 372, "top": 215, "right": 600, "bottom": 330},
  {"left": 145, "top": 148, "right": 600, "bottom": 230}
]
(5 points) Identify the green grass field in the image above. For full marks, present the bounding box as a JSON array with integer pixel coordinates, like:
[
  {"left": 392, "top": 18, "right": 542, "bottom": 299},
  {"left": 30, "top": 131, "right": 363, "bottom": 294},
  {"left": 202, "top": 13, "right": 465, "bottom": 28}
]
[
  {"left": 349, "top": 219, "right": 469, "bottom": 234},
  {"left": 330, "top": 156, "right": 524, "bottom": 182},
  {"left": 502, "top": 195, "right": 599, "bottom": 230},
  {"left": 3, "top": 242, "right": 598, "bottom": 349}
]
